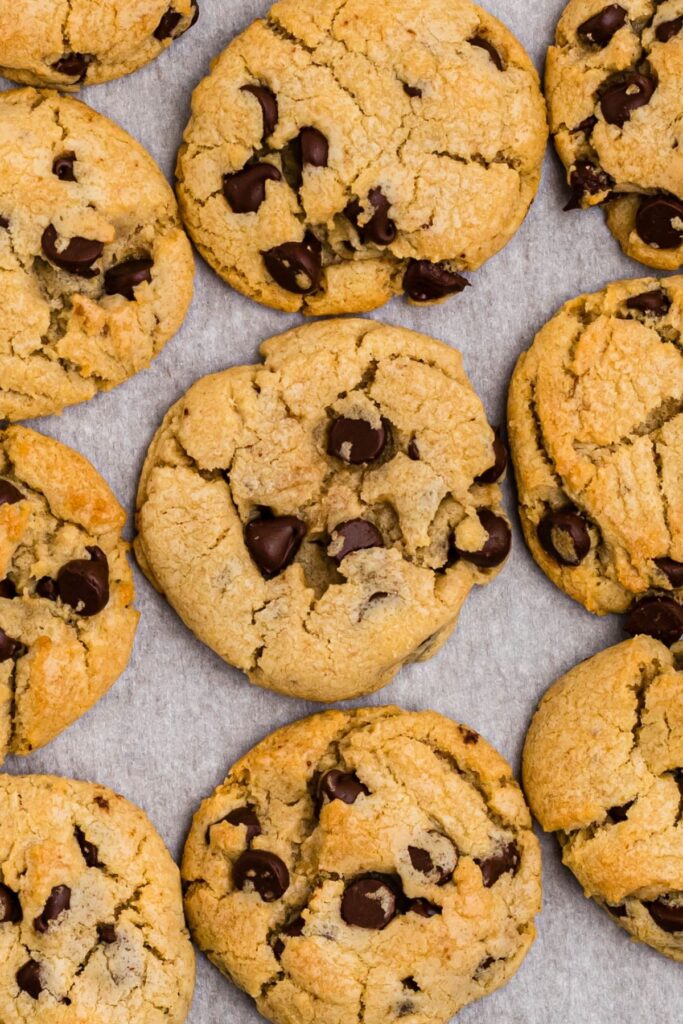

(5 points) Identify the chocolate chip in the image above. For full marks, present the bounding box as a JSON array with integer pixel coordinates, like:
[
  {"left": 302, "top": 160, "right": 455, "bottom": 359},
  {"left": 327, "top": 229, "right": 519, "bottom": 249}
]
[
  {"left": 52, "top": 53, "right": 91, "bottom": 79},
  {"left": 578, "top": 4, "right": 627, "bottom": 46},
  {"left": 600, "top": 73, "right": 656, "bottom": 127},
  {"left": 476, "top": 841, "right": 520, "bottom": 887},
  {"left": 104, "top": 257, "right": 153, "bottom": 300},
  {"left": 452, "top": 508, "right": 511, "bottom": 569},
  {"left": 625, "top": 595, "right": 683, "bottom": 645},
  {"left": 327, "top": 416, "right": 389, "bottom": 464},
  {"left": 52, "top": 152, "right": 76, "bottom": 181},
  {"left": 34, "top": 885, "right": 71, "bottom": 933},
  {"left": 16, "top": 959, "right": 43, "bottom": 999},
  {"left": 403, "top": 83, "right": 422, "bottom": 98},
  {"left": 564, "top": 160, "right": 614, "bottom": 210},
  {"left": 0, "top": 578, "right": 16, "bottom": 599},
  {"left": 571, "top": 115, "right": 598, "bottom": 136},
  {"left": 403, "top": 260, "right": 469, "bottom": 302},
  {"left": 0, "top": 216, "right": 8, "bottom": 229},
  {"left": 655, "top": 557, "right": 683, "bottom": 587},
  {"left": 656, "top": 16, "right": 683, "bottom": 43},
  {"left": 537, "top": 507, "right": 591, "bottom": 566},
  {"left": 345, "top": 188, "right": 396, "bottom": 246},
  {"left": 461, "top": 727, "right": 479, "bottom": 744},
  {"left": 330, "top": 519, "right": 383, "bottom": 564},
  {"left": 35, "top": 576, "right": 58, "bottom": 601},
  {"left": 273, "top": 914, "right": 304, "bottom": 959},
  {"left": 608, "top": 801, "right": 632, "bottom": 822},
  {"left": 0, "top": 627, "right": 23, "bottom": 662},
  {"left": 75, "top": 826, "right": 102, "bottom": 868},
  {"left": 0, "top": 479, "right": 23, "bottom": 505},
  {"left": 408, "top": 897, "right": 441, "bottom": 917},
  {"left": 469, "top": 36, "right": 504, "bottom": 70},
  {"left": 626, "top": 289, "right": 671, "bottom": 316},
  {"left": 636, "top": 196, "right": 683, "bottom": 249},
  {"left": 475, "top": 431, "right": 507, "bottom": 484},
  {"left": 58, "top": 546, "right": 109, "bottom": 616},
  {"left": 233, "top": 850, "right": 289, "bottom": 901},
  {"left": 241, "top": 85, "right": 279, "bottom": 141},
  {"left": 408, "top": 833, "right": 457, "bottom": 885},
  {"left": 402, "top": 977, "right": 420, "bottom": 992},
  {"left": 0, "top": 883, "right": 21, "bottom": 923},
  {"left": 407, "top": 438, "right": 420, "bottom": 460},
  {"left": 298, "top": 127, "right": 329, "bottom": 168},
  {"left": 609, "top": 903, "right": 628, "bottom": 917},
  {"left": 244, "top": 514, "right": 306, "bottom": 578},
  {"left": 98, "top": 922, "right": 117, "bottom": 943},
  {"left": 341, "top": 877, "right": 398, "bottom": 929},
  {"left": 224, "top": 163, "right": 282, "bottom": 213},
  {"left": 643, "top": 898, "right": 683, "bottom": 933},
  {"left": 225, "top": 806, "right": 262, "bottom": 843},
  {"left": 41, "top": 225, "right": 103, "bottom": 278},
  {"left": 94, "top": 796, "right": 109, "bottom": 810},
  {"left": 262, "top": 232, "right": 321, "bottom": 294},
  {"left": 317, "top": 770, "right": 369, "bottom": 807},
  {"left": 154, "top": 8, "right": 183, "bottom": 40}
]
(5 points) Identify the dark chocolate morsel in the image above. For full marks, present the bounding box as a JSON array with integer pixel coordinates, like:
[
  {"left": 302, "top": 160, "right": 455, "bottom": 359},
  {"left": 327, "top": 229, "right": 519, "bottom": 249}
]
[
  {"left": 636, "top": 196, "right": 683, "bottom": 250},
  {"left": 643, "top": 898, "right": 683, "bottom": 933},
  {"left": 225, "top": 806, "right": 262, "bottom": 844},
  {"left": 600, "top": 73, "right": 656, "bottom": 127},
  {"left": 34, "top": 885, "right": 71, "bottom": 933},
  {"left": 408, "top": 897, "right": 442, "bottom": 918},
  {"left": 17, "top": 959, "right": 43, "bottom": 999},
  {"left": 154, "top": 9, "right": 183, "bottom": 40},
  {"left": 52, "top": 53, "right": 91, "bottom": 79},
  {"left": 475, "top": 431, "right": 507, "bottom": 485},
  {"left": 571, "top": 115, "right": 598, "bottom": 136},
  {"left": 262, "top": 233, "right": 321, "bottom": 294},
  {"left": 407, "top": 438, "right": 420, "bottom": 460},
  {"left": 626, "top": 289, "right": 671, "bottom": 316},
  {"left": 0, "top": 479, "right": 23, "bottom": 505},
  {"left": 224, "top": 163, "right": 282, "bottom": 214},
  {"left": 98, "top": 922, "right": 117, "bottom": 944},
  {"left": 0, "top": 627, "right": 23, "bottom": 662},
  {"left": 41, "top": 224, "right": 103, "bottom": 278},
  {"left": 655, "top": 557, "right": 683, "bottom": 587},
  {"left": 403, "top": 260, "right": 469, "bottom": 302},
  {"left": 298, "top": 127, "right": 329, "bottom": 168},
  {"left": 273, "top": 915, "right": 304, "bottom": 959},
  {"left": 608, "top": 801, "right": 633, "bottom": 823},
  {"left": 327, "top": 416, "right": 388, "bottom": 464},
  {"left": 317, "top": 769, "right": 369, "bottom": 807},
  {"left": 330, "top": 519, "right": 383, "bottom": 564},
  {"left": 104, "top": 258, "right": 153, "bottom": 300},
  {"left": 656, "top": 16, "right": 683, "bottom": 43},
  {"left": 609, "top": 903, "right": 628, "bottom": 917},
  {"left": 0, "top": 577, "right": 16, "bottom": 599},
  {"left": 241, "top": 85, "right": 279, "bottom": 141},
  {"left": 0, "top": 215, "right": 8, "bottom": 229},
  {"left": 452, "top": 508, "right": 511, "bottom": 569},
  {"left": 75, "top": 826, "right": 102, "bottom": 868},
  {"left": 408, "top": 833, "right": 457, "bottom": 885},
  {"left": 403, "top": 977, "right": 420, "bottom": 992},
  {"left": 537, "top": 507, "right": 591, "bottom": 567},
  {"left": 345, "top": 188, "right": 396, "bottom": 246},
  {"left": 0, "top": 883, "right": 22, "bottom": 923},
  {"left": 625, "top": 595, "right": 683, "bottom": 645},
  {"left": 36, "top": 576, "right": 58, "bottom": 601},
  {"left": 469, "top": 36, "right": 504, "bottom": 70},
  {"left": 245, "top": 515, "right": 306, "bottom": 579},
  {"left": 233, "top": 849, "right": 289, "bottom": 902},
  {"left": 341, "top": 877, "right": 398, "bottom": 929},
  {"left": 564, "top": 160, "right": 613, "bottom": 210},
  {"left": 578, "top": 4, "right": 627, "bottom": 46},
  {"left": 476, "top": 841, "right": 520, "bottom": 887},
  {"left": 57, "top": 546, "right": 110, "bottom": 616},
  {"left": 52, "top": 152, "right": 76, "bottom": 181},
  {"left": 403, "top": 83, "right": 422, "bottom": 98}
]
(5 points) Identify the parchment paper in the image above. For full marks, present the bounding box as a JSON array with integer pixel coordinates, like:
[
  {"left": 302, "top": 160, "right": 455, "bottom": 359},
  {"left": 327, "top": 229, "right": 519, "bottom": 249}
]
[{"left": 3, "top": 2, "right": 679, "bottom": 1020}]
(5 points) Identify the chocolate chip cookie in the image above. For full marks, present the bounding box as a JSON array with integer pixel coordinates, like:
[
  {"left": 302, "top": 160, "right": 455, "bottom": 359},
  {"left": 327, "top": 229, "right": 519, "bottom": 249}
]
[
  {"left": 0, "top": 1, "right": 198, "bottom": 88},
  {"left": 183, "top": 707, "right": 541, "bottom": 1024},
  {"left": 508, "top": 275, "right": 683, "bottom": 643},
  {"left": 135, "top": 319, "right": 511, "bottom": 701},
  {"left": 547, "top": 1, "right": 683, "bottom": 269},
  {"left": 523, "top": 636, "right": 683, "bottom": 961},
  {"left": 0, "top": 773, "right": 195, "bottom": 1020},
  {"left": 176, "top": 0, "right": 547, "bottom": 315},
  {"left": 0, "top": 88, "right": 194, "bottom": 421},
  {"left": 0, "top": 425, "right": 138, "bottom": 762}
]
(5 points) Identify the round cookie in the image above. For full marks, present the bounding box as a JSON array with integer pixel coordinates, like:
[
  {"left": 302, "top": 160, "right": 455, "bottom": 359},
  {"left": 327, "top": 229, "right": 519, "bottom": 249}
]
[
  {"left": 176, "top": 0, "right": 547, "bottom": 315},
  {"left": 523, "top": 636, "right": 683, "bottom": 961},
  {"left": 0, "top": 88, "right": 194, "bottom": 421},
  {"left": 135, "top": 319, "right": 511, "bottom": 701},
  {"left": 547, "top": 0, "right": 683, "bottom": 270},
  {"left": 183, "top": 707, "right": 541, "bottom": 1024},
  {"left": 508, "top": 274, "right": 683, "bottom": 640},
  {"left": 0, "top": 1, "right": 198, "bottom": 88},
  {"left": 0, "top": 773, "right": 195, "bottom": 1021},
  {"left": 0, "top": 425, "right": 138, "bottom": 762}
]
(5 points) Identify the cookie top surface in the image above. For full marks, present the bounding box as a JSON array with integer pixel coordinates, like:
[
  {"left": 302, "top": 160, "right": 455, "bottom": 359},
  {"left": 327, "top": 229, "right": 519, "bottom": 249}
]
[
  {"left": 508, "top": 274, "right": 683, "bottom": 625},
  {"left": 0, "top": 773, "right": 195, "bottom": 1022},
  {"left": 523, "top": 636, "right": 683, "bottom": 960},
  {"left": 0, "top": 426, "right": 138, "bottom": 761},
  {"left": 547, "top": 0, "right": 683, "bottom": 269},
  {"left": 176, "top": 0, "right": 547, "bottom": 315},
  {"left": 135, "top": 318, "right": 510, "bottom": 702},
  {"left": 182, "top": 707, "right": 541, "bottom": 1024},
  {"left": 0, "top": 1, "right": 198, "bottom": 87},
  {"left": 0, "top": 88, "right": 194, "bottom": 421}
]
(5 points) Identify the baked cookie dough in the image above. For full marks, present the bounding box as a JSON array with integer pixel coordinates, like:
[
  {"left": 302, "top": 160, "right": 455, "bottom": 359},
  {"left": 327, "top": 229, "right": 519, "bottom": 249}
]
[
  {"left": 176, "top": 0, "right": 547, "bottom": 315},
  {"left": 135, "top": 319, "right": 511, "bottom": 702},
  {"left": 0, "top": 88, "right": 194, "bottom": 421},
  {"left": 0, "top": 425, "right": 138, "bottom": 762},
  {"left": 0, "top": 773, "right": 195, "bottom": 1021},
  {"left": 547, "top": 0, "right": 683, "bottom": 269},
  {"left": 523, "top": 636, "right": 683, "bottom": 961},
  {"left": 508, "top": 274, "right": 683, "bottom": 643},
  {"left": 0, "top": 1, "right": 198, "bottom": 88},
  {"left": 183, "top": 707, "right": 541, "bottom": 1024}
]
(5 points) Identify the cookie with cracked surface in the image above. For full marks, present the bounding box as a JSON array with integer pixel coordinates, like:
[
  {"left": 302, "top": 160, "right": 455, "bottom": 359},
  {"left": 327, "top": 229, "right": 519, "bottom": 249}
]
[
  {"left": 135, "top": 319, "right": 510, "bottom": 701},
  {"left": 183, "top": 707, "right": 541, "bottom": 1024},
  {"left": 523, "top": 636, "right": 683, "bottom": 961},
  {"left": 0, "top": 88, "right": 194, "bottom": 421},
  {"left": 0, "top": 1, "right": 198, "bottom": 88},
  {"left": 0, "top": 773, "right": 194, "bottom": 1021},
  {"left": 0, "top": 425, "right": 138, "bottom": 761},
  {"left": 508, "top": 275, "right": 683, "bottom": 638},
  {"left": 176, "top": 0, "right": 547, "bottom": 315},
  {"left": 547, "top": 0, "right": 683, "bottom": 269}
]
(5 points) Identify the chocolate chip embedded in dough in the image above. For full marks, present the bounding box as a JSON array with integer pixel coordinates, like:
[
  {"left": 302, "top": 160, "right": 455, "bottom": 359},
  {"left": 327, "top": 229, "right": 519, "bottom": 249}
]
[
  {"left": 469, "top": 36, "right": 504, "bottom": 70},
  {"left": 655, "top": 557, "right": 683, "bottom": 587},
  {"left": 34, "top": 885, "right": 71, "bottom": 933},
  {"left": 345, "top": 188, "right": 396, "bottom": 246},
  {"left": 52, "top": 152, "right": 76, "bottom": 181},
  {"left": 341, "top": 877, "right": 398, "bottom": 929},
  {"left": 476, "top": 841, "right": 520, "bottom": 887},
  {"left": 643, "top": 898, "right": 683, "bottom": 933},
  {"left": 317, "top": 769, "right": 369, "bottom": 808},
  {"left": 625, "top": 595, "right": 683, "bottom": 646},
  {"left": 262, "top": 233, "right": 321, "bottom": 294},
  {"left": 241, "top": 85, "right": 279, "bottom": 141},
  {"left": 16, "top": 959, "right": 43, "bottom": 998},
  {"left": 636, "top": 196, "right": 683, "bottom": 250},
  {"left": 0, "top": 883, "right": 21, "bottom": 923},
  {"left": 600, "top": 73, "right": 656, "bottom": 128},
  {"left": 403, "top": 260, "right": 469, "bottom": 302},
  {"left": 626, "top": 290, "right": 671, "bottom": 317},
  {"left": 57, "top": 546, "right": 110, "bottom": 616},
  {"left": 452, "top": 509, "right": 511, "bottom": 569},
  {"left": 52, "top": 53, "right": 91, "bottom": 80},
  {"left": 577, "top": 5, "right": 627, "bottom": 47},
  {"left": 223, "top": 164, "right": 282, "bottom": 214},
  {"left": 104, "top": 257, "right": 154, "bottom": 300},
  {"left": 537, "top": 508, "right": 591, "bottom": 567},
  {"left": 564, "top": 161, "right": 613, "bottom": 210},
  {"left": 475, "top": 431, "right": 507, "bottom": 484},
  {"left": 330, "top": 519, "right": 383, "bottom": 564},
  {"left": 41, "top": 225, "right": 104, "bottom": 278},
  {"left": 244, "top": 515, "right": 306, "bottom": 579},
  {"left": 327, "top": 416, "right": 389, "bottom": 464},
  {"left": 656, "top": 16, "right": 683, "bottom": 43},
  {"left": 233, "top": 850, "right": 290, "bottom": 901}
]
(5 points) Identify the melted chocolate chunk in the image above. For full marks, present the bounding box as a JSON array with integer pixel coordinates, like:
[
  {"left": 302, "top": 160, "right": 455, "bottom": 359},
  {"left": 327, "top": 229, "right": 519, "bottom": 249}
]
[
  {"left": 154, "top": 8, "right": 183, "bottom": 40},
  {"left": 409, "top": 897, "right": 442, "bottom": 918},
  {"left": 469, "top": 36, "right": 504, "bottom": 70},
  {"left": 98, "top": 922, "right": 117, "bottom": 943},
  {"left": 452, "top": 508, "right": 511, "bottom": 569},
  {"left": 0, "top": 479, "right": 23, "bottom": 505},
  {"left": 34, "top": 885, "right": 71, "bottom": 933},
  {"left": 655, "top": 557, "right": 683, "bottom": 587},
  {"left": 403, "top": 83, "right": 422, "bottom": 98},
  {"left": 262, "top": 233, "right": 321, "bottom": 294},
  {"left": 0, "top": 883, "right": 21, "bottom": 923},
  {"left": 345, "top": 188, "right": 396, "bottom": 245},
  {"left": 327, "top": 415, "right": 389, "bottom": 464},
  {"left": 52, "top": 152, "right": 76, "bottom": 181},
  {"left": 52, "top": 53, "right": 91, "bottom": 80},
  {"left": 626, "top": 289, "right": 671, "bottom": 316},
  {"left": 564, "top": 161, "right": 613, "bottom": 210},
  {"left": 600, "top": 73, "right": 656, "bottom": 127},
  {"left": 656, "top": 16, "right": 683, "bottom": 43},
  {"left": 537, "top": 507, "right": 591, "bottom": 566},
  {"left": 16, "top": 959, "right": 43, "bottom": 998},
  {"left": 241, "top": 85, "right": 279, "bottom": 141},
  {"left": 233, "top": 850, "right": 289, "bottom": 901},
  {"left": 625, "top": 595, "right": 683, "bottom": 645},
  {"left": 75, "top": 826, "right": 102, "bottom": 868},
  {"left": 317, "top": 769, "right": 369, "bottom": 808},
  {"left": 476, "top": 841, "right": 520, "bottom": 887},
  {"left": 475, "top": 431, "right": 507, "bottom": 484},
  {"left": 330, "top": 519, "right": 383, "bottom": 564},
  {"left": 0, "top": 577, "right": 16, "bottom": 599},
  {"left": 644, "top": 898, "right": 683, "bottom": 933},
  {"left": 104, "top": 257, "right": 153, "bottom": 300},
  {"left": 244, "top": 514, "right": 306, "bottom": 579},
  {"left": 57, "top": 546, "right": 110, "bottom": 616},
  {"left": 636, "top": 196, "right": 683, "bottom": 250},
  {"left": 298, "top": 127, "right": 329, "bottom": 168},
  {"left": 35, "top": 576, "right": 58, "bottom": 601},
  {"left": 578, "top": 4, "right": 627, "bottom": 46},
  {"left": 225, "top": 806, "right": 262, "bottom": 844},
  {"left": 224, "top": 163, "right": 282, "bottom": 213},
  {"left": 41, "top": 225, "right": 103, "bottom": 277},
  {"left": 403, "top": 260, "right": 469, "bottom": 302},
  {"left": 0, "top": 627, "right": 24, "bottom": 662},
  {"left": 341, "top": 877, "right": 398, "bottom": 929}
]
